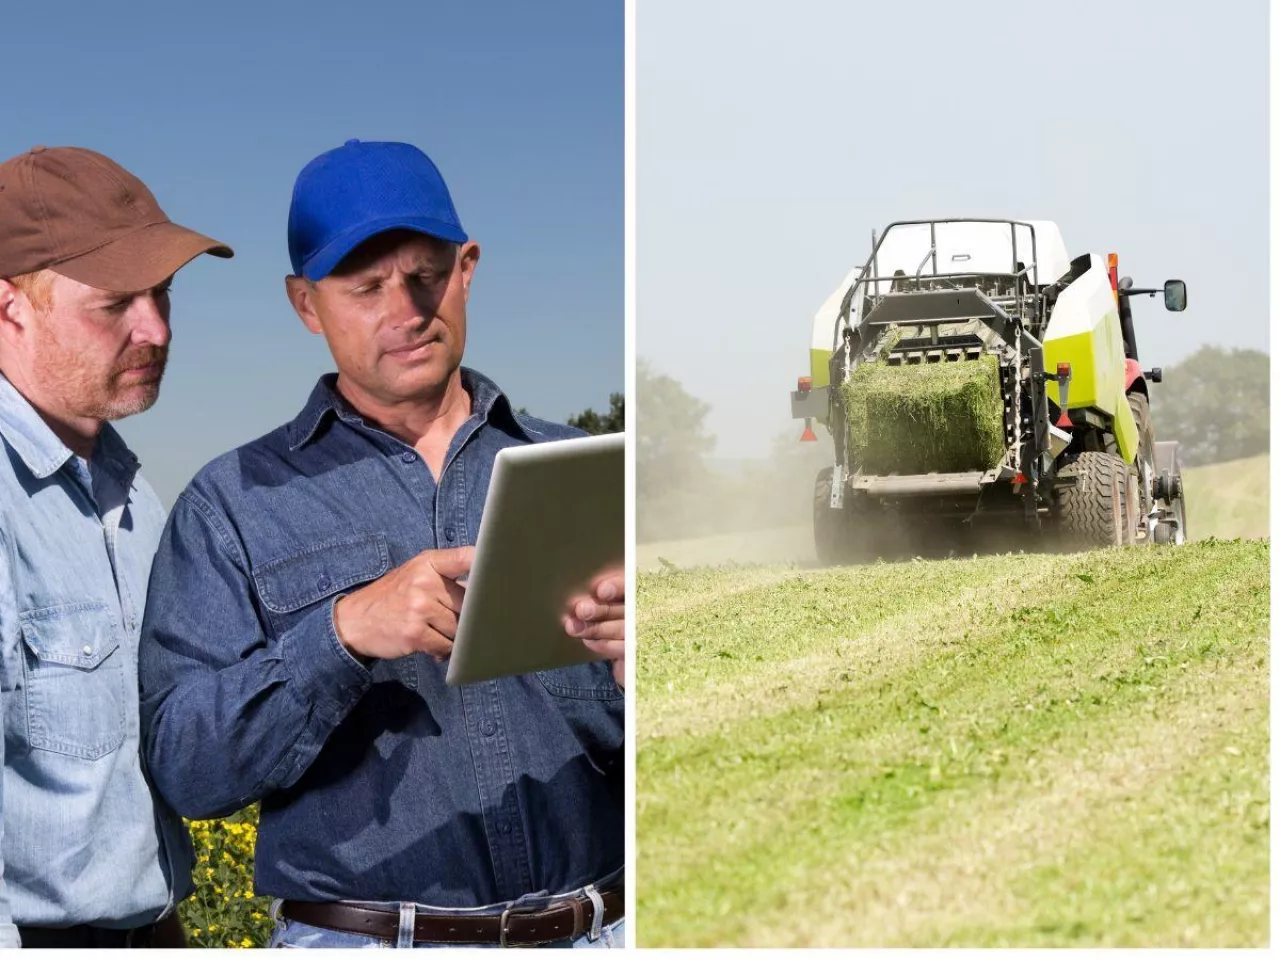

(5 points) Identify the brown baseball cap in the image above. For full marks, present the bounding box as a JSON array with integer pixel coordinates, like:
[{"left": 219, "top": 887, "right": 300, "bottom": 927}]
[{"left": 0, "top": 145, "right": 233, "bottom": 292}]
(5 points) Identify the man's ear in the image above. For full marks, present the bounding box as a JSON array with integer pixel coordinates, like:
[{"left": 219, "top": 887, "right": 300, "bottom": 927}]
[
  {"left": 0, "top": 278, "right": 32, "bottom": 343},
  {"left": 284, "top": 275, "right": 324, "bottom": 335},
  {"left": 458, "top": 241, "right": 480, "bottom": 303}
]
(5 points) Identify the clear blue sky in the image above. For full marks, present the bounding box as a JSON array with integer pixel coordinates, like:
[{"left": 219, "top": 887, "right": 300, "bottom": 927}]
[
  {"left": 638, "top": 0, "right": 1269, "bottom": 459},
  {"left": 2, "top": 0, "right": 621, "bottom": 504}
]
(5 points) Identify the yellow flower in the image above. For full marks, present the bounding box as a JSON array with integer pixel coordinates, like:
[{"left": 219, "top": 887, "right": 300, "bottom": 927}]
[
  {"left": 251, "top": 912, "right": 264, "bottom": 921},
  {"left": 192, "top": 928, "right": 202, "bottom": 937},
  {"left": 207, "top": 924, "right": 219, "bottom": 933},
  {"left": 241, "top": 938, "right": 254, "bottom": 947}
]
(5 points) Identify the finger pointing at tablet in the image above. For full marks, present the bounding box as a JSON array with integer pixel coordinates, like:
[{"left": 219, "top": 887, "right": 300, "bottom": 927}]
[{"left": 334, "top": 546, "right": 475, "bottom": 663}]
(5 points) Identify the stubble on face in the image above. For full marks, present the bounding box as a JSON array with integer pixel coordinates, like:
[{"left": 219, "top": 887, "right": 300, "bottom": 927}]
[{"left": 25, "top": 276, "right": 171, "bottom": 422}]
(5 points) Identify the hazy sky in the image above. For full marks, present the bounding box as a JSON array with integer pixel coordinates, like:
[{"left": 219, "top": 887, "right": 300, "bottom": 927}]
[
  {"left": 2, "top": 1, "right": 621, "bottom": 505},
  {"left": 638, "top": 0, "right": 1268, "bottom": 459}
]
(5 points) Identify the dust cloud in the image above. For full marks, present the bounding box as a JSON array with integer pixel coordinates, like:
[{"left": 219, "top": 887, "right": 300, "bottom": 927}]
[{"left": 636, "top": 428, "right": 833, "bottom": 570}]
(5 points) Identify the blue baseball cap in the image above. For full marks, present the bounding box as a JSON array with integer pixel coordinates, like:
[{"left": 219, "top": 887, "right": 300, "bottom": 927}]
[{"left": 287, "top": 139, "right": 468, "bottom": 281}]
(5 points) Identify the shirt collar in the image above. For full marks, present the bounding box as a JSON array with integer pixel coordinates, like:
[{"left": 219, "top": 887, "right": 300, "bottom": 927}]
[
  {"left": 287, "top": 367, "right": 530, "bottom": 451},
  {"left": 0, "top": 373, "right": 139, "bottom": 480},
  {"left": 0, "top": 372, "right": 77, "bottom": 479}
]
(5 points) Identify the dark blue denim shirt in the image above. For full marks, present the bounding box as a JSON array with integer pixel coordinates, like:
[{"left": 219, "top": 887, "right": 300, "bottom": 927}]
[{"left": 137, "top": 368, "right": 624, "bottom": 907}]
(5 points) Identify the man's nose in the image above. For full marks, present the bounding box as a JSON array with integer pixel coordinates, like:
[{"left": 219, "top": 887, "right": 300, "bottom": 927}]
[
  {"left": 387, "top": 278, "right": 434, "bottom": 329},
  {"left": 130, "top": 294, "right": 172, "bottom": 347}
]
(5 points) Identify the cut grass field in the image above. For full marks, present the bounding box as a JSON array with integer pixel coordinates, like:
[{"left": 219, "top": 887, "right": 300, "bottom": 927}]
[{"left": 635, "top": 539, "right": 1269, "bottom": 947}]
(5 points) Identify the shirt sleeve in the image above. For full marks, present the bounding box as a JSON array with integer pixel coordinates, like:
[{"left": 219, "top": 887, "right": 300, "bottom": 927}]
[
  {"left": 138, "top": 490, "right": 374, "bottom": 820},
  {"left": 0, "top": 529, "right": 23, "bottom": 947}
]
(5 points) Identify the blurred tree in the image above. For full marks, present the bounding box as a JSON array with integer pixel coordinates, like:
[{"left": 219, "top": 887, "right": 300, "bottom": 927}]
[
  {"left": 567, "top": 393, "right": 625, "bottom": 435},
  {"left": 1150, "top": 346, "right": 1269, "bottom": 466},
  {"left": 637, "top": 360, "right": 716, "bottom": 539}
]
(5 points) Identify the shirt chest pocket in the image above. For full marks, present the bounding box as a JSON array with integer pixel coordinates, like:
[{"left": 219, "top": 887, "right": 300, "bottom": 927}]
[
  {"left": 18, "top": 602, "right": 127, "bottom": 761},
  {"left": 253, "top": 534, "right": 416, "bottom": 694},
  {"left": 536, "top": 661, "right": 624, "bottom": 702}
]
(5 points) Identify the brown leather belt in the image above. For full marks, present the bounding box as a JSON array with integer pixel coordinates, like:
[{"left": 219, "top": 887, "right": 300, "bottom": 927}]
[{"left": 279, "top": 885, "right": 624, "bottom": 946}]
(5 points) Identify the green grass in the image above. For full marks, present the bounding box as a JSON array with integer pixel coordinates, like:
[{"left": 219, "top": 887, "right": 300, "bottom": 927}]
[
  {"left": 1182, "top": 454, "right": 1268, "bottom": 541},
  {"left": 636, "top": 540, "right": 1269, "bottom": 947}
]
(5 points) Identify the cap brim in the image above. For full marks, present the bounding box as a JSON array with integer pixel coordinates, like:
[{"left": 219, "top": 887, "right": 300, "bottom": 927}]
[
  {"left": 302, "top": 215, "right": 468, "bottom": 281},
  {"left": 50, "top": 220, "right": 233, "bottom": 293}
]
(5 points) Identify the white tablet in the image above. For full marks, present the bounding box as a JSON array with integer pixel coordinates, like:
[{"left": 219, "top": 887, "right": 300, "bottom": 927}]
[{"left": 445, "top": 432, "right": 624, "bottom": 686}]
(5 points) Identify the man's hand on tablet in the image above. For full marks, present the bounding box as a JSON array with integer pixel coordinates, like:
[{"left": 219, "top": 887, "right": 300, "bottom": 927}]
[
  {"left": 334, "top": 546, "right": 475, "bottom": 663},
  {"left": 563, "top": 568, "right": 625, "bottom": 689}
]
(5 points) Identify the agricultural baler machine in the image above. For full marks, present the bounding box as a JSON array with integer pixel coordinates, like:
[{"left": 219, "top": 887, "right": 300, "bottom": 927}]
[{"left": 791, "top": 219, "right": 1189, "bottom": 563}]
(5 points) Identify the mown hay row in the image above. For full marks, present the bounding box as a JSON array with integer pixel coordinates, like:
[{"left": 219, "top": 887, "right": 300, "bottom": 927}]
[{"left": 841, "top": 354, "right": 1006, "bottom": 474}]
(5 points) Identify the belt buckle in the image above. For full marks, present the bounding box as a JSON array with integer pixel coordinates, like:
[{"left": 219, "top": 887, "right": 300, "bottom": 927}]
[{"left": 498, "top": 898, "right": 549, "bottom": 949}]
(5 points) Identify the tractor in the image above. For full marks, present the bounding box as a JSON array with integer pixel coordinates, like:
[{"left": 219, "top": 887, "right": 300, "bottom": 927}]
[{"left": 790, "top": 219, "right": 1189, "bottom": 563}]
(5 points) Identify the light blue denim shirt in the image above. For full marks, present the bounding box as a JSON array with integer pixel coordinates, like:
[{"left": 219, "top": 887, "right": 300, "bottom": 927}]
[{"left": 0, "top": 373, "right": 192, "bottom": 944}]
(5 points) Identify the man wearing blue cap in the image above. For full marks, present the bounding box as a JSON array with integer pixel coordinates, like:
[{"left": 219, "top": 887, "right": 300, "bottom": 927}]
[{"left": 137, "top": 140, "right": 624, "bottom": 948}]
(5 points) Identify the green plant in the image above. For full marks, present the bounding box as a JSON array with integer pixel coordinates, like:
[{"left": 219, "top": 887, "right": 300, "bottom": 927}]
[{"left": 179, "top": 807, "right": 273, "bottom": 948}]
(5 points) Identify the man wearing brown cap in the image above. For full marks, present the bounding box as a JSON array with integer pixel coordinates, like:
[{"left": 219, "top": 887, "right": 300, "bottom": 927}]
[{"left": 0, "top": 145, "right": 232, "bottom": 948}]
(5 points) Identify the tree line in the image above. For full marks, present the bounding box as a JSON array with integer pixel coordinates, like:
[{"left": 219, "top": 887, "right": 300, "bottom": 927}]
[{"left": 515, "top": 393, "right": 624, "bottom": 435}]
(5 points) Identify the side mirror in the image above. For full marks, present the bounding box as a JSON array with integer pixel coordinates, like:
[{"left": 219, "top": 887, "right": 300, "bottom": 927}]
[{"left": 1164, "top": 279, "right": 1187, "bottom": 312}]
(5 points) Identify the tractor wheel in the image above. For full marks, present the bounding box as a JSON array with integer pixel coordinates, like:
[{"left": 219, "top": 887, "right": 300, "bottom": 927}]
[
  {"left": 1056, "top": 451, "right": 1137, "bottom": 550},
  {"left": 1128, "top": 393, "right": 1156, "bottom": 542},
  {"left": 813, "top": 467, "right": 874, "bottom": 565}
]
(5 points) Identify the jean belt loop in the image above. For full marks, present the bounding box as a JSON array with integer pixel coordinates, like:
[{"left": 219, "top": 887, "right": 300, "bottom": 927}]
[
  {"left": 397, "top": 903, "right": 417, "bottom": 949},
  {"left": 268, "top": 898, "right": 283, "bottom": 927},
  {"left": 584, "top": 884, "right": 605, "bottom": 942}
]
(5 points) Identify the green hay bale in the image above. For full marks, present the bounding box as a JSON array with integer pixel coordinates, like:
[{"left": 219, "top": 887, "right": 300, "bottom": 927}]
[{"left": 841, "top": 355, "right": 1006, "bottom": 474}]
